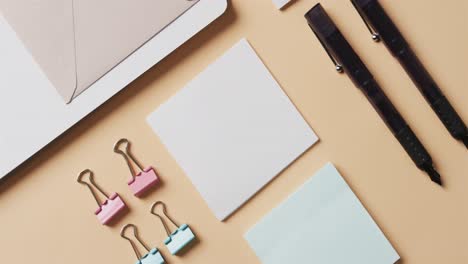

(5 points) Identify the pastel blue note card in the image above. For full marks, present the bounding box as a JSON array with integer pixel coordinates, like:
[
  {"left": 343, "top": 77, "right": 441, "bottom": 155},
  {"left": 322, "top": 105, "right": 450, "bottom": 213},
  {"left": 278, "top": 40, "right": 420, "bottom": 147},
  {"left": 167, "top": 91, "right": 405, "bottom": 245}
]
[
  {"left": 138, "top": 248, "right": 165, "bottom": 264},
  {"left": 164, "top": 224, "right": 195, "bottom": 255},
  {"left": 245, "top": 162, "right": 400, "bottom": 264}
]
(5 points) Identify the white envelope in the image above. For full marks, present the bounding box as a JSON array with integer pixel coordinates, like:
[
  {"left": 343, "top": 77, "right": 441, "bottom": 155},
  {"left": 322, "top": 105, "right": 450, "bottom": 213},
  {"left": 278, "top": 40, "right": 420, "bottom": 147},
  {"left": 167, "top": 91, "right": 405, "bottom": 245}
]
[
  {"left": 0, "top": 0, "right": 198, "bottom": 103},
  {"left": 0, "top": 0, "right": 228, "bottom": 179}
]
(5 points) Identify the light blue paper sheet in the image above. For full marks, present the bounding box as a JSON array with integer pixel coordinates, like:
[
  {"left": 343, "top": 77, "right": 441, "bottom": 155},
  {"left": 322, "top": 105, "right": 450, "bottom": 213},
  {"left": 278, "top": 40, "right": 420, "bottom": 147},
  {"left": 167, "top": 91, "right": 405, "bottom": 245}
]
[{"left": 245, "top": 162, "right": 400, "bottom": 264}]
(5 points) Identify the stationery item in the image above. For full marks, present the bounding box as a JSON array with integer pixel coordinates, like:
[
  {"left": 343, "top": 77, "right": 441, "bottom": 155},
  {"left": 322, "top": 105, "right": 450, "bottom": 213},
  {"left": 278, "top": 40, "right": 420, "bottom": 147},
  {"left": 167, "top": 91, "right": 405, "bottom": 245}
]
[
  {"left": 147, "top": 39, "right": 318, "bottom": 220},
  {"left": 77, "top": 169, "right": 126, "bottom": 225},
  {"left": 114, "top": 138, "right": 160, "bottom": 197},
  {"left": 121, "top": 224, "right": 165, "bottom": 264},
  {"left": 0, "top": 1, "right": 228, "bottom": 179},
  {"left": 150, "top": 201, "right": 196, "bottom": 255},
  {"left": 272, "top": 0, "right": 291, "bottom": 10},
  {"left": 245, "top": 162, "right": 400, "bottom": 264},
  {"left": 305, "top": 4, "right": 442, "bottom": 185},
  {"left": 351, "top": 0, "right": 468, "bottom": 148},
  {"left": 0, "top": 0, "right": 199, "bottom": 103}
]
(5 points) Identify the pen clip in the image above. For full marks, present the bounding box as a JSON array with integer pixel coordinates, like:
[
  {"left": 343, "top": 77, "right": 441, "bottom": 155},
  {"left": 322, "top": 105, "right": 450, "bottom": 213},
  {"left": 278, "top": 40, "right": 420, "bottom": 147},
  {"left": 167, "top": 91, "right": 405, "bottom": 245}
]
[
  {"left": 308, "top": 24, "right": 343, "bottom": 73},
  {"left": 350, "top": 1, "right": 381, "bottom": 42}
]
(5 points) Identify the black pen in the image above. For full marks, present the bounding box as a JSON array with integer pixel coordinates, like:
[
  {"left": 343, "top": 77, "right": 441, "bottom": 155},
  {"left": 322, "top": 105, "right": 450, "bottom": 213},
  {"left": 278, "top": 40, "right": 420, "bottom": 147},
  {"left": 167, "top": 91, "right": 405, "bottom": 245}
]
[
  {"left": 351, "top": 0, "right": 468, "bottom": 148},
  {"left": 305, "top": 3, "right": 442, "bottom": 185}
]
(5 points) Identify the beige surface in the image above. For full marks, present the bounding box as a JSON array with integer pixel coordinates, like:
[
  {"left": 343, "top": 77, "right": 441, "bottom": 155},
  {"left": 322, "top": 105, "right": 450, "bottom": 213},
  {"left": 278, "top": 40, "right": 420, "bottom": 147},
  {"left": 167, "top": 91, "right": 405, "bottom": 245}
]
[{"left": 1, "top": 0, "right": 467, "bottom": 263}]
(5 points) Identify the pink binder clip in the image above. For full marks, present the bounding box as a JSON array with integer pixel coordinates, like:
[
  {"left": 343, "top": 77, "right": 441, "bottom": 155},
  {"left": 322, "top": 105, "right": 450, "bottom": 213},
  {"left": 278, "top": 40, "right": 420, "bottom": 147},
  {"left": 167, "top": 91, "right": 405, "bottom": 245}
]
[
  {"left": 114, "top": 138, "right": 160, "bottom": 197},
  {"left": 77, "top": 169, "right": 127, "bottom": 225}
]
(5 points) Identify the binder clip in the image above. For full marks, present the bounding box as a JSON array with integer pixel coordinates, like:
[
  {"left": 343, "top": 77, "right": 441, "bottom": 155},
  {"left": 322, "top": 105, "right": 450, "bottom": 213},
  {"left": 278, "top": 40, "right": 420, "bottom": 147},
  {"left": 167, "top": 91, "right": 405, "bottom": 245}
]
[
  {"left": 121, "top": 224, "right": 165, "bottom": 264},
  {"left": 150, "top": 201, "right": 196, "bottom": 255},
  {"left": 114, "top": 138, "right": 160, "bottom": 197},
  {"left": 77, "top": 169, "right": 127, "bottom": 225}
]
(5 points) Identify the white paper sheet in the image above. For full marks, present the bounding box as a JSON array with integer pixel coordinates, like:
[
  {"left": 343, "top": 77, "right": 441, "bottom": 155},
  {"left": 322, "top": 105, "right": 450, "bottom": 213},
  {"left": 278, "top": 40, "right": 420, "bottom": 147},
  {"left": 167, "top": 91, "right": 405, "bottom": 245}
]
[
  {"left": 147, "top": 39, "right": 318, "bottom": 220},
  {"left": 272, "top": 0, "right": 291, "bottom": 10},
  {"left": 245, "top": 163, "right": 400, "bottom": 264}
]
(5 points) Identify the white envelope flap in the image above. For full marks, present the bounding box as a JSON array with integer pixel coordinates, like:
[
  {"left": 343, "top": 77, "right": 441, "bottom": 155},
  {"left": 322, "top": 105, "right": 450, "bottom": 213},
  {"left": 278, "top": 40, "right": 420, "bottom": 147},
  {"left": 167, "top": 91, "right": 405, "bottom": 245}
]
[
  {"left": 72, "top": 0, "right": 199, "bottom": 102},
  {"left": 0, "top": 0, "right": 77, "bottom": 101},
  {"left": 0, "top": 0, "right": 198, "bottom": 103}
]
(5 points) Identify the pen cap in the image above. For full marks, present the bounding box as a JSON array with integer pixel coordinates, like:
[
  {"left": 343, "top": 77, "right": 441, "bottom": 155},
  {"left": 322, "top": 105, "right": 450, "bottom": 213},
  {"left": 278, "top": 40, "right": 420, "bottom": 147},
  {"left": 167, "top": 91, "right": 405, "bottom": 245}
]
[
  {"left": 350, "top": 0, "right": 408, "bottom": 54},
  {"left": 305, "top": 4, "right": 337, "bottom": 40},
  {"left": 305, "top": 3, "right": 372, "bottom": 86}
]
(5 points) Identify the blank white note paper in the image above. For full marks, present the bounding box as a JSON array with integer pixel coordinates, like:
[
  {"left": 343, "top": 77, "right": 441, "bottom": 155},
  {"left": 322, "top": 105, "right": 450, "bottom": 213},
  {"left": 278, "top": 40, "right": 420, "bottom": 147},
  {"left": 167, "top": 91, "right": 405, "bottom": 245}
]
[{"left": 147, "top": 39, "right": 318, "bottom": 220}]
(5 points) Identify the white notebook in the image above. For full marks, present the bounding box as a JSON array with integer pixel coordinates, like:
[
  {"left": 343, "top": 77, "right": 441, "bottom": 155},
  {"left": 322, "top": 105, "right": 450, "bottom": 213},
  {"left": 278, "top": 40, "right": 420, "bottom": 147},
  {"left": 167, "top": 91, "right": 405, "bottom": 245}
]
[
  {"left": 147, "top": 39, "right": 318, "bottom": 220},
  {"left": 245, "top": 163, "right": 400, "bottom": 264}
]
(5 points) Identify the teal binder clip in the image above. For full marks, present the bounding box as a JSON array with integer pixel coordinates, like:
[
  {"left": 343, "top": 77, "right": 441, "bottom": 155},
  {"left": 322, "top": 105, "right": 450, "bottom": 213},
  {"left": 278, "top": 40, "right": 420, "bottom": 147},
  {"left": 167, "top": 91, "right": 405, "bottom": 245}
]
[
  {"left": 150, "top": 201, "right": 196, "bottom": 255},
  {"left": 121, "top": 224, "right": 165, "bottom": 264}
]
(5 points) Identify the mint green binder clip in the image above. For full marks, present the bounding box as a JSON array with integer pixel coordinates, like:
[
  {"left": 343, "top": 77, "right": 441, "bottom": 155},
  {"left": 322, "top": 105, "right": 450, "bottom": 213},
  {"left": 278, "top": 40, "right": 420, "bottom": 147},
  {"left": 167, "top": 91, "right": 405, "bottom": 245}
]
[
  {"left": 121, "top": 224, "right": 165, "bottom": 264},
  {"left": 150, "top": 201, "right": 196, "bottom": 255}
]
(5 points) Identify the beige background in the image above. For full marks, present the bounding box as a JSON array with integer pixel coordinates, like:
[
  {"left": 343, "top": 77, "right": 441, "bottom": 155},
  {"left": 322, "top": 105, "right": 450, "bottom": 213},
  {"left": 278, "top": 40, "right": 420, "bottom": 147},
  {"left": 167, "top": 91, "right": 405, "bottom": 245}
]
[{"left": 1, "top": 0, "right": 467, "bottom": 263}]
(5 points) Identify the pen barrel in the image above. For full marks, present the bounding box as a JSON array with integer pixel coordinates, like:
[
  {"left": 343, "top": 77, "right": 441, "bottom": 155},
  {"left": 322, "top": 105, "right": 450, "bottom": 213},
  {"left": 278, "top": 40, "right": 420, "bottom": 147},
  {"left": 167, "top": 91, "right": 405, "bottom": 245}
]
[
  {"left": 398, "top": 49, "right": 468, "bottom": 140},
  {"left": 433, "top": 96, "right": 468, "bottom": 141},
  {"left": 354, "top": 0, "right": 443, "bottom": 101},
  {"left": 395, "top": 125, "right": 434, "bottom": 171},
  {"left": 361, "top": 79, "right": 407, "bottom": 132},
  {"left": 397, "top": 48, "right": 441, "bottom": 102},
  {"left": 362, "top": 80, "right": 433, "bottom": 169}
]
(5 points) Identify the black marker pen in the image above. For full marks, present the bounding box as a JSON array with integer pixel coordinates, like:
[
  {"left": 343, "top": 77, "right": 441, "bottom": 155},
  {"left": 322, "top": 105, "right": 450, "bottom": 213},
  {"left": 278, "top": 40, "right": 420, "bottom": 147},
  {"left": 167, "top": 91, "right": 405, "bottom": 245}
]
[
  {"left": 305, "top": 3, "right": 442, "bottom": 185},
  {"left": 351, "top": 0, "right": 468, "bottom": 148}
]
